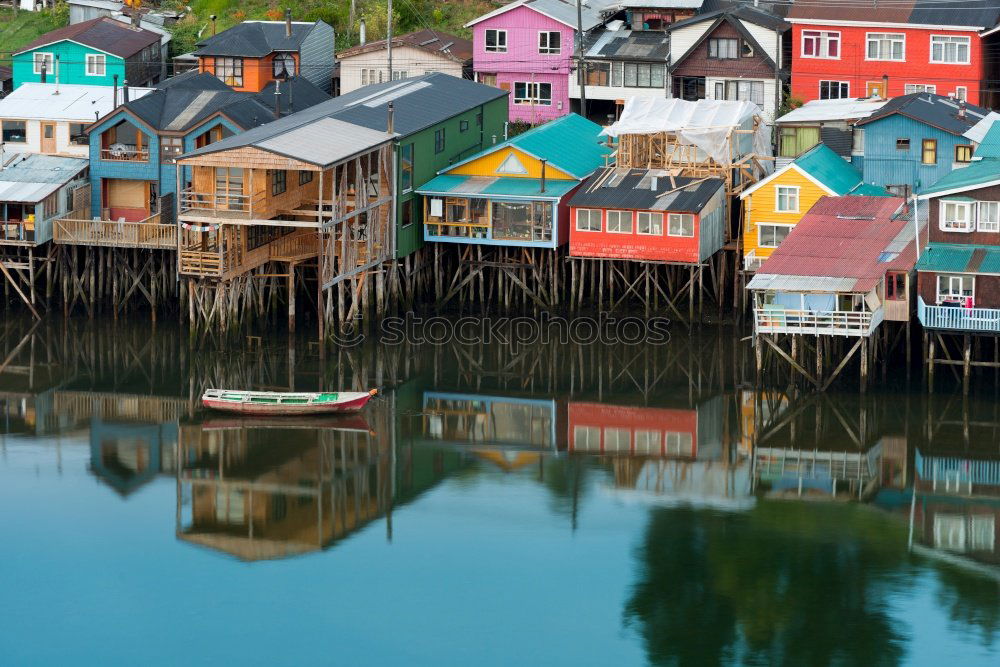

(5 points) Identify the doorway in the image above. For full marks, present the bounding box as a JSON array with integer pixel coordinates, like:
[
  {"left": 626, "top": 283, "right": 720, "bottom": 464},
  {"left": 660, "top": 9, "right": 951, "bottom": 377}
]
[{"left": 41, "top": 122, "right": 56, "bottom": 153}]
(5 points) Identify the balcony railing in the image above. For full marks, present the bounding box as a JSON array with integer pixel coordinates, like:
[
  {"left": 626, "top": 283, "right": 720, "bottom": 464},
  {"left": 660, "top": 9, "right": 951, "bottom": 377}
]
[
  {"left": 53, "top": 212, "right": 175, "bottom": 249},
  {"left": 754, "top": 306, "right": 883, "bottom": 337},
  {"left": 743, "top": 251, "right": 766, "bottom": 273},
  {"left": 918, "top": 296, "right": 1000, "bottom": 333},
  {"left": 100, "top": 147, "right": 150, "bottom": 162},
  {"left": 179, "top": 188, "right": 268, "bottom": 220},
  {"left": 179, "top": 228, "right": 318, "bottom": 279}
]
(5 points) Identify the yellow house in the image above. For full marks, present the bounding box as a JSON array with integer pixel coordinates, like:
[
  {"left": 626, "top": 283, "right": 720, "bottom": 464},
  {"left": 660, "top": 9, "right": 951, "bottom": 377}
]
[{"left": 740, "top": 143, "right": 886, "bottom": 271}]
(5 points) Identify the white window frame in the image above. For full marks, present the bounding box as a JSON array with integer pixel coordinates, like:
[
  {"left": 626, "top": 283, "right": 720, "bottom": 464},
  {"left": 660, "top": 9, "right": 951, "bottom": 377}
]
[
  {"left": 637, "top": 211, "right": 663, "bottom": 235},
  {"left": 33, "top": 52, "right": 54, "bottom": 75},
  {"left": 940, "top": 200, "right": 973, "bottom": 232},
  {"left": 85, "top": 53, "right": 106, "bottom": 77},
  {"left": 667, "top": 213, "right": 694, "bottom": 238},
  {"left": 865, "top": 32, "right": 905, "bottom": 61},
  {"left": 930, "top": 35, "right": 971, "bottom": 65},
  {"left": 904, "top": 83, "right": 937, "bottom": 94},
  {"left": 485, "top": 29, "right": 507, "bottom": 53},
  {"left": 977, "top": 201, "right": 1000, "bottom": 232},
  {"left": 775, "top": 185, "right": 800, "bottom": 213},
  {"left": 538, "top": 31, "right": 561, "bottom": 55},
  {"left": 575, "top": 208, "right": 602, "bottom": 232},
  {"left": 758, "top": 223, "right": 793, "bottom": 248},
  {"left": 512, "top": 81, "right": 552, "bottom": 106},
  {"left": 607, "top": 210, "right": 633, "bottom": 234},
  {"left": 936, "top": 274, "right": 974, "bottom": 304},
  {"left": 955, "top": 86, "right": 968, "bottom": 101},
  {"left": 819, "top": 80, "right": 850, "bottom": 100},
  {"left": 801, "top": 30, "right": 840, "bottom": 59}
]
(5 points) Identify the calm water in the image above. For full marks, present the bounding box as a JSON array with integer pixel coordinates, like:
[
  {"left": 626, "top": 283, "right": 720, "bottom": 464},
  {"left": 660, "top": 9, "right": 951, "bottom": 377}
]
[{"left": 1, "top": 317, "right": 998, "bottom": 666}]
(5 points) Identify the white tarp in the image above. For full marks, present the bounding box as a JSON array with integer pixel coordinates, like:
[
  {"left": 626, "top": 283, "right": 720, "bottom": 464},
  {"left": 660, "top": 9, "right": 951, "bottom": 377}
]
[{"left": 601, "top": 97, "right": 770, "bottom": 166}]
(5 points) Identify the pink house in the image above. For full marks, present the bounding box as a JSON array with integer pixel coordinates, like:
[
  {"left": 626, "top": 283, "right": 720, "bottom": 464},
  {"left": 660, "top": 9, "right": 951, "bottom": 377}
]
[{"left": 468, "top": 0, "right": 614, "bottom": 124}]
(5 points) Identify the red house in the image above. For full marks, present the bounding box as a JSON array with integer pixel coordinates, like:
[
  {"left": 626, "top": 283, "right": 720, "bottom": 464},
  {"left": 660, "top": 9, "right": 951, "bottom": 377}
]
[
  {"left": 568, "top": 402, "right": 700, "bottom": 458},
  {"left": 567, "top": 168, "right": 726, "bottom": 264},
  {"left": 787, "top": 1, "right": 1000, "bottom": 105}
]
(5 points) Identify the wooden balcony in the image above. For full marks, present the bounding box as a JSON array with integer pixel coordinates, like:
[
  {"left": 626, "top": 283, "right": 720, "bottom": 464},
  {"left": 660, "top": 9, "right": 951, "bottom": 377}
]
[
  {"left": 754, "top": 307, "right": 883, "bottom": 337},
  {"left": 918, "top": 297, "right": 1000, "bottom": 333},
  {"left": 179, "top": 189, "right": 270, "bottom": 222},
  {"left": 179, "top": 228, "right": 319, "bottom": 280},
  {"left": 54, "top": 212, "right": 175, "bottom": 249},
  {"left": 100, "top": 147, "right": 150, "bottom": 162}
]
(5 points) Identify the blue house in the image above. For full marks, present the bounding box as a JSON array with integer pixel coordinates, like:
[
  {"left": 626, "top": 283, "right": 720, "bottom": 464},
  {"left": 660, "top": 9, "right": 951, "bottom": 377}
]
[
  {"left": 85, "top": 72, "right": 329, "bottom": 228},
  {"left": 855, "top": 93, "right": 996, "bottom": 197}
]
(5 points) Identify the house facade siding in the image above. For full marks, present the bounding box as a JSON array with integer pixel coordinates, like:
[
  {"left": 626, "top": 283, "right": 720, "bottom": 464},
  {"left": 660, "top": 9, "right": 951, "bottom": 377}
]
[
  {"left": 861, "top": 114, "right": 972, "bottom": 191},
  {"left": 198, "top": 53, "right": 301, "bottom": 93},
  {"left": 12, "top": 42, "right": 126, "bottom": 88},
  {"left": 339, "top": 45, "right": 463, "bottom": 95}
]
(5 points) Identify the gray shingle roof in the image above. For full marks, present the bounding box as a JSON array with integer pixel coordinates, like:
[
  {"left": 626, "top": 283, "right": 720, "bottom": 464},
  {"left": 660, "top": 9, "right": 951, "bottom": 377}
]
[
  {"left": 855, "top": 93, "right": 991, "bottom": 136},
  {"left": 12, "top": 16, "right": 160, "bottom": 58},
  {"left": 194, "top": 21, "right": 323, "bottom": 57},
  {"left": 569, "top": 168, "right": 724, "bottom": 212}
]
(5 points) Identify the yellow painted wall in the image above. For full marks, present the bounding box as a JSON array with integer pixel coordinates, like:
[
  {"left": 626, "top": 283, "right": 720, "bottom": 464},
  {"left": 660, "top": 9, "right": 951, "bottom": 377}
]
[
  {"left": 742, "top": 166, "right": 832, "bottom": 261},
  {"left": 446, "top": 147, "right": 574, "bottom": 180}
]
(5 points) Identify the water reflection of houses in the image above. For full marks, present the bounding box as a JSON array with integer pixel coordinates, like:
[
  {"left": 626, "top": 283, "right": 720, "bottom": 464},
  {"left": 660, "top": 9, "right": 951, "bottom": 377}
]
[{"left": 420, "top": 391, "right": 566, "bottom": 454}]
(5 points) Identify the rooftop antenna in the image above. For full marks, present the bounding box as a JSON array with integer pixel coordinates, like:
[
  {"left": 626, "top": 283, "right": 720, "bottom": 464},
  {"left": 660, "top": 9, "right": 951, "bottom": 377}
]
[
  {"left": 274, "top": 79, "right": 282, "bottom": 117},
  {"left": 54, "top": 55, "right": 60, "bottom": 94}
]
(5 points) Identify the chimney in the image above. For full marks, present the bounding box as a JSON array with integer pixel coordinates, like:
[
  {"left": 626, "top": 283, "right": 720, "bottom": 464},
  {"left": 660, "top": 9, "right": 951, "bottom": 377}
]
[
  {"left": 113, "top": 74, "right": 119, "bottom": 106},
  {"left": 123, "top": 80, "right": 130, "bottom": 103},
  {"left": 540, "top": 159, "right": 547, "bottom": 193},
  {"left": 881, "top": 74, "right": 889, "bottom": 99},
  {"left": 132, "top": 7, "right": 141, "bottom": 28},
  {"left": 959, "top": 99, "right": 967, "bottom": 120},
  {"left": 274, "top": 79, "right": 282, "bottom": 117},
  {"left": 54, "top": 54, "right": 60, "bottom": 94},
  {"left": 40, "top": 61, "right": 47, "bottom": 84},
  {"left": 210, "top": 15, "right": 217, "bottom": 36},
  {"left": 387, "top": 101, "right": 394, "bottom": 134},
  {"left": 285, "top": 9, "right": 293, "bottom": 38},
  {"left": 359, "top": 19, "right": 366, "bottom": 46}
]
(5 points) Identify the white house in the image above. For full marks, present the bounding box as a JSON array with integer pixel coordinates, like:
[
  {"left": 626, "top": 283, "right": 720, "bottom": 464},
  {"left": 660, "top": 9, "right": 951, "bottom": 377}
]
[{"left": 336, "top": 29, "right": 472, "bottom": 95}]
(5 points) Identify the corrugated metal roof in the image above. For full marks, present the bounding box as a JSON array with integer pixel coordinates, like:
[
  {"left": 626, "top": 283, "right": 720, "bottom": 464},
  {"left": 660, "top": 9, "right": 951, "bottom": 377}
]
[
  {"left": 915, "top": 243, "right": 976, "bottom": 272},
  {"left": 776, "top": 98, "right": 887, "bottom": 124},
  {"left": 963, "top": 111, "right": 1000, "bottom": 143},
  {"left": 746, "top": 274, "right": 858, "bottom": 293},
  {"left": 0, "top": 153, "right": 88, "bottom": 203},
  {"left": 0, "top": 83, "right": 154, "bottom": 122},
  {"left": 856, "top": 93, "right": 990, "bottom": 137},
  {"left": 503, "top": 114, "right": 611, "bottom": 179},
  {"left": 669, "top": 3, "right": 788, "bottom": 32},
  {"left": 467, "top": 0, "right": 617, "bottom": 30},
  {"left": 917, "top": 159, "right": 1000, "bottom": 197},
  {"left": 789, "top": 0, "right": 1000, "bottom": 29},
  {"left": 13, "top": 17, "right": 160, "bottom": 58},
  {"left": 337, "top": 29, "right": 472, "bottom": 63},
  {"left": 416, "top": 174, "right": 578, "bottom": 199},
  {"left": 255, "top": 117, "right": 393, "bottom": 167},
  {"left": 973, "top": 121, "right": 1000, "bottom": 159},
  {"left": 568, "top": 168, "right": 723, "bottom": 211},
  {"left": 795, "top": 144, "right": 863, "bottom": 196}
]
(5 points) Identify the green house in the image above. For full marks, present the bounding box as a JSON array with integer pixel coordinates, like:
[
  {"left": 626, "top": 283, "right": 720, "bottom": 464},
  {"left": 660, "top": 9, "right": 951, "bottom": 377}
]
[{"left": 12, "top": 17, "right": 163, "bottom": 90}]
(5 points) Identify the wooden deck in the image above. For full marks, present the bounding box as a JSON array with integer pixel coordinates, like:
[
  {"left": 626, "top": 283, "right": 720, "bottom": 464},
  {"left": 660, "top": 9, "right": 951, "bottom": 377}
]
[
  {"left": 919, "top": 297, "right": 1000, "bottom": 333},
  {"left": 754, "top": 307, "right": 883, "bottom": 337},
  {"left": 54, "top": 213, "right": 175, "bottom": 250},
  {"left": 179, "top": 228, "right": 319, "bottom": 279}
]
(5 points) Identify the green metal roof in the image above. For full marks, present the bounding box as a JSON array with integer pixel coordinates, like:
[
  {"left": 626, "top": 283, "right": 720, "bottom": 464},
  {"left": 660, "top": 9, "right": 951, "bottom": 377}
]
[
  {"left": 849, "top": 182, "right": 892, "bottom": 196},
  {"left": 918, "top": 159, "right": 1000, "bottom": 196},
  {"left": 446, "top": 113, "right": 612, "bottom": 180},
  {"left": 416, "top": 174, "right": 578, "bottom": 199},
  {"left": 974, "top": 122, "right": 1000, "bottom": 159},
  {"left": 914, "top": 243, "right": 1000, "bottom": 274},
  {"left": 794, "top": 143, "right": 870, "bottom": 196}
]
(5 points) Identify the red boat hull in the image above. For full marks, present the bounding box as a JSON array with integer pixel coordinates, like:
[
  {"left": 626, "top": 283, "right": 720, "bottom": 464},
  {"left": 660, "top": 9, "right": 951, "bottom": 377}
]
[{"left": 202, "top": 394, "right": 373, "bottom": 415}]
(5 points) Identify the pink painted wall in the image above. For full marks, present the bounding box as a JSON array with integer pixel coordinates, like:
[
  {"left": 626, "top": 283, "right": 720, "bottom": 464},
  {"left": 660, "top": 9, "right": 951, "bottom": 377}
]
[{"left": 473, "top": 5, "right": 575, "bottom": 124}]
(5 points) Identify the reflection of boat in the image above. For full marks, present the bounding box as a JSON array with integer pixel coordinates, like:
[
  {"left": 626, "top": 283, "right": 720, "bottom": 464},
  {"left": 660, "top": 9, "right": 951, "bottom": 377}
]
[
  {"left": 201, "top": 414, "right": 373, "bottom": 433},
  {"left": 202, "top": 389, "right": 377, "bottom": 415}
]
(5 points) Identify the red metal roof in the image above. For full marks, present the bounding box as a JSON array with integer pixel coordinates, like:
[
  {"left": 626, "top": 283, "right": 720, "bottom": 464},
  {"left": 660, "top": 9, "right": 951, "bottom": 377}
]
[
  {"left": 13, "top": 17, "right": 159, "bottom": 58},
  {"left": 756, "top": 196, "right": 921, "bottom": 292}
]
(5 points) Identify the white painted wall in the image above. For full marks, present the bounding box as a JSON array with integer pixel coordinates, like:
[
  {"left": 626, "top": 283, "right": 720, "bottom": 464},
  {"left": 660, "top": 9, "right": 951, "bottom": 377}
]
[
  {"left": 669, "top": 23, "right": 713, "bottom": 63},
  {"left": 338, "top": 45, "right": 464, "bottom": 94},
  {"left": 705, "top": 77, "right": 778, "bottom": 124},
  {"left": 738, "top": 20, "right": 780, "bottom": 61},
  {"left": 568, "top": 81, "right": 667, "bottom": 102},
  {"left": 0, "top": 119, "right": 89, "bottom": 158}
]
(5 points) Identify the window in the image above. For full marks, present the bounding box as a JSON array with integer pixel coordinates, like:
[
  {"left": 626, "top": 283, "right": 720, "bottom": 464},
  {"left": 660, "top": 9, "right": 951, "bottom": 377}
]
[
  {"left": 665, "top": 432, "right": 694, "bottom": 456},
  {"left": 85, "top": 54, "right": 106, "bottom": 76},
  {"left": 299, "top": 170, "right": 313, "bottom": 185},
  {"left": 896, "top": 138, "right": 910, "bottom": 150},
  {"left": 513, "top": 82, "right": 552, "bottom": 105},
  {"left": 160, "top": 136, "right": 183, "bottom": 159},
  {"left": 623, "top": 63, "right": 665, "bottom": 88},
  {"left": 362, "top": 69, "right": 369, "bottom": 86},
  {"left": 459, "top": 120, "right": 469, "bottom": 133},
  {"left": 478, "top": 73, "right": 497, "bottom": 88},
  {"left": 819, "top": 81, "right": 849, "bottom": 100},
  {"left": 941, "top": 200, "right": 973, "bottom": 232},
  {"left": 273, "top": 53, "right": 296, "bottom": 79},
  {"left": 904, "top": 83, "right": 936, "bottom": 94},
  {"left": 673, "top": 76, "right": 705, "bottom": 101},
  {"left": 32, "top": 52, "right": 53, "bottom": 75},
  {"left": 1, "top": 120, "right": 26, "bottom": 143},
  {"left": 401, "top": 143, "right": 413, "bottom": 191},
  {"left": 955, "top": 145, "right": 973, "bottom": 163},
  {"left": 955, "top": 86, "right": 968, "bottom": 101},
  {"left": 215, "top": 57, "right": 244, "bottom": 87},
  {"left": 775, "top": 186, "right": 799, "bottom": 212},
  {"left": 485, "top": 29, "right": 507, "bottom": 53},
  {"left": 931, "top": 35, "right": 970, "bottom": 64},
  {"left": 866, "top": 33, "right": 905, "bottom": 61},
  {"left": 70, "top": 122, "right": 88, "bottom": 145},
  {"left": 604, "top": 427, "right": 630, "bottom": 452},
  {"left": 667, "top": 213, "right": 693, "bottom": 237},
  {"left": 573, "top": 425, "right": 600, "bottom": 450},
  {"left": 391, "top": 70, "right": 408, "bottom": 81},
  {"left": 638, "top": 212, "right": 663, "bottom": 235},
  {"left": 576, "top": 208, "right": 601, "bottom": 232},
  {"left": 759, "top": 223, "right": 791, "bottom": 248},
  {"left": 885, "top": 272, "right": 906, "bottom": 300},
  {"left": 476, "top": 111, "right": 483, "bottom": 127},
  {"left": 584, "top": 61, "right": 610, "bottom": 86},
  {"left": 271, "top": 169, "right": 286, "bottom": 196},
  {"left": 634, "top": 430, "right": 660, "bottom": 455},
  {"left": 741, "top": 41, "right": 754, "bottom": 58},
  {"left": 779, "top": 126, "right": 820, "bottom": 157},
  {"left": 434, "top": 129, "right": 445, "bottom": 154},
  {"left": 802, "top": 31, "right": 839, "bottom": 58},
  {"left": 607, "top": 210, "right": 633, "bottom": 234},
  {"left": 978, "top": 201, "right": 1000, "bottom": 232},
  {"left": 708, "top": 38, "right": 738, "bottom": 59},
  {"left": 401, "top": 198, "right": 414, "bottom": 228},
  {"left": 922, "top": 139, "right": 937, "bottom": 165},
  {"left": 937, "top": 274, "right": 973, "bottom": 303},
  {"left": 717, "top": 80, "right": 764, "bottom": 107},
  {"left": 539, "top": 31, "right": 560, "bottom": 54}
]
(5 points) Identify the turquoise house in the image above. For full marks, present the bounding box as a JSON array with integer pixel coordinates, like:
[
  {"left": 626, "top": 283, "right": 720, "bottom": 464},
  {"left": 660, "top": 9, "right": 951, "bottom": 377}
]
[{"left": 11, "top": 17, "right": 163, "bottom": 89}]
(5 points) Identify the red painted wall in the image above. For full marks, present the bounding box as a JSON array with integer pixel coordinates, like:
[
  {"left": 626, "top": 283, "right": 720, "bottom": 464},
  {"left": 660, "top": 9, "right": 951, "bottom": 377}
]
[
  {"left": 567, "top": 403, "right": 698, "bottom": 456},
  {"left": 568, "top": 206, "right": 702, "bottom": 263}
]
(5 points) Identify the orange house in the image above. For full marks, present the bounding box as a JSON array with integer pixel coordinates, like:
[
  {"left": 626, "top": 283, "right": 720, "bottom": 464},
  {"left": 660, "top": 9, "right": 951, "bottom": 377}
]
[{"left": 194, "top": 17, "right": 335, "bottom": 94}]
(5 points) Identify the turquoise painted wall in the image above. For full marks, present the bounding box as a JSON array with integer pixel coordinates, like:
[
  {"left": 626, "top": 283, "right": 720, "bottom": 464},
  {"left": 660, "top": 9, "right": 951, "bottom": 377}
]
[{"left": 13, "top": 41, "right": 125, "bottom": 88}]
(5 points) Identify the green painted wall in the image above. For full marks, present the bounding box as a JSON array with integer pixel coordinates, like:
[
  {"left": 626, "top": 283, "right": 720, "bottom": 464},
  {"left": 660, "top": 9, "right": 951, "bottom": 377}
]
[
  {"left": 394, "top": 95, "right": 508, "bottom": 259},
  {"left": 12, "top": 41, "right": 125, "bottom": 88}
]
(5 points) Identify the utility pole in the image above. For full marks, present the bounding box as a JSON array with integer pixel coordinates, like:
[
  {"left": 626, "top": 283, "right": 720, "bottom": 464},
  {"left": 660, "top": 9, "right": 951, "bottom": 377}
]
[
  {"left": 576, "top": 0, "right": 586, "bottom": 119},
  {"left": 387, "top": 0, "right": 393, "bottom": 83}
]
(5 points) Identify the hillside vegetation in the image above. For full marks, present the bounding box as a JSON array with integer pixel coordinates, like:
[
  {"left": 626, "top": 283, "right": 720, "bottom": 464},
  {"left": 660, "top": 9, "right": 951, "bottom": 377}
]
[{"left": 0, "top": 5, "right": 67, "bottom": 65}]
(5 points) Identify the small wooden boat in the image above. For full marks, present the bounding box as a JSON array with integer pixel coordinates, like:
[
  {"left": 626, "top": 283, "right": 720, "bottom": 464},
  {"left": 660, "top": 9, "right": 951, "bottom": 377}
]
[{"left": 202, "top": 388, "right": 377, "bottom": 415}]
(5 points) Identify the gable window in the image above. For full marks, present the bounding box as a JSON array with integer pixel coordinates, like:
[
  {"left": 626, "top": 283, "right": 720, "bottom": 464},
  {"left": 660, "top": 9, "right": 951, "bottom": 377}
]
[
  {"left": 607, "top": 210, "right": 633, "bottom": 234},
  {"left": 931, "top": 35, "right": 970, "bottom": 64},
  {"left": 160, "top": 136, "right": 183, "bottom": 160},
  {"left": 667, "top": 213, "right": 693, "bottom": 237},
  {"left": 1, "top": 120, "right": 27, "bottom": 143},
  {"left": 941, "top": 200, "right": 973, "bottom": 232},
  {"left": 271, "top": 169, "right": 287, "bottom": 196},
  {"left": 401, "top": 143, "right": 414, "bottom": 191},
  {"left": 904, "top": 83, "right": 936, "bottom": 94},
  {"left": 922, "top": 139, "right": 937, "bottom": 165},
  {"left": 937, "top": 274, "right": 973, "bottom": 304},
  {"left": 215, "top": 57, "right": 244, "bottom": 87},
  {"left": 485, "top": 29, "right": 507, "bottom": 53},
  {"left": 741, "top": 41, "right": 754, "bottom": 58},
  {"left": 434, "top": 128, "right": 445, "bottom": 154},
  {"left": 896, "top": 138, "right": 910, "bottom": 150},
  {"left": 708, "top": 38, "right": 738, "bottom": 59},
  {"left": 802, "top": 31, "right": 839, "bottom": 59},
  {"left": 759, "top": 223, "right": 791, "bottom": 248},
  {"left": 638, "top": 212, "right": 664, "bottom": 235},
  {"left": 33, "top": 52, "right": 54, "bottom": 75},
  {"left": 513, "top": 82, "right": 552, "bottom": 105},
  {"left": 576, "top": 208, "right": 602, "bottom": 232},
  {"left": 866, "top": 33, "right": 905, "bottom": 61},
  {"left": 955, "top": 145, "right": 973, "bottom": 163},
  {"left": 273, "top": 53, "right": 296, "bottom": 79},
  {"left": 539, "top": 31, "right": 561, "bottom": 54},
  {"left": 623, "top": 63, "right": 665, "bottom": 88},
  {"left": 978, "top": 201, "right": 1000, "bottom": 232},
  {"left": 819, "top": 81, "right": 849, "bottom": 100},
  {"left": 775, "top": 186, "right": 799, "bottom": 213},
  {"left": 86, "top": 54, "right": 106, "bottom": 77}
]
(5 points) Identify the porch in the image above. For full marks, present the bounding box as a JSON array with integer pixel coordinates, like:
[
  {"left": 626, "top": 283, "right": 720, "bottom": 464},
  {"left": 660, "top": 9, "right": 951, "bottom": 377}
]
[
  {"left": 753, "top": 306, "right": 884, "bottom": 337},
  {"left": 179, "top": 226, "right": 319, "bottom": 279},
  {"left": 918, "top": 297, "right": 1000, "bottom": 333},
  {"left": 53, "top": 211, "right": 175, "bottom": 249}
]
